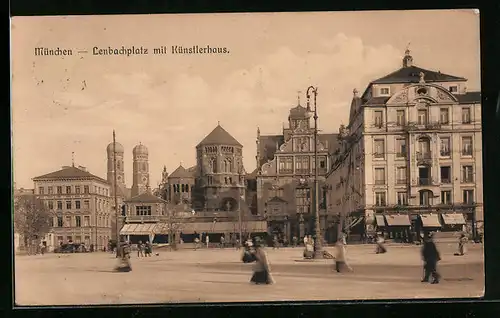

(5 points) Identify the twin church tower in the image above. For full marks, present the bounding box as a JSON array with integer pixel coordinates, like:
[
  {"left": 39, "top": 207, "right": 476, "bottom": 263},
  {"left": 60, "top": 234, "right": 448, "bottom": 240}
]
[{"left": 106, "top": 141, "right": 150, "bottom": 199}]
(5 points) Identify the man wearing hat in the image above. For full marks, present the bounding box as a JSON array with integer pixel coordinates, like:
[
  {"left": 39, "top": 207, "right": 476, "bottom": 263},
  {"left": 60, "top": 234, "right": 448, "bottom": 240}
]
[
  {"left": 421, "top": 232, "right": 441, "bottom": 284},
  {"left": 250, "top": 236, "right": 275, "bottom": 285}
]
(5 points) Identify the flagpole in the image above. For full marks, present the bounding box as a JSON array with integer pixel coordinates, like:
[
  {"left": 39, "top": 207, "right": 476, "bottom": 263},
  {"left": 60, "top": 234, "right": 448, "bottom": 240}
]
[{"left": 113, "top": 130, "right": 119, "bottom": 246}]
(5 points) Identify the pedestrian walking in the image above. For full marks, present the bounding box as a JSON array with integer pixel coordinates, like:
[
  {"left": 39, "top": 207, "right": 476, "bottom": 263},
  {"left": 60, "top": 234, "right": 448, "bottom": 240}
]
[
  {"left": 292, "top": 236, "right": 298, "bottom": 247},
  {"left": 375, "top": 233, "right": 387, "bottom": 254},
  {"left": 144, "top": 241, "right": 152, "bottom": 257},
  {"left": 456, "top": 233, "right": 468, "bottom": 256},
  {"left": 272, "top": 235, "right": 279, "bottom": 249},
  {"left": 421, "top": 233, "right": 441, "bottom": 284},
  {"left": 333, "top": 237, "right": 353, "bottom": 273},
  {"left": 220, "top": 236, "right": 225, "bottom": 248},
  {"left": 114, "top": 240, "right": 132, "bottom": 272},
  {"left": 206, "top": 235, "right": 210, "bottom": 248},
  {"left": 194, "top": 237, "right": 200, "bottom": 250},
  {"left": 137, "top": 241, "right": 144, "bottom": 257},
  {"left": 303, "top": 236, "right": 308, "bottom": 247},
  {"left": 250, "top": 237, "right": 275, "bottom": 285}
]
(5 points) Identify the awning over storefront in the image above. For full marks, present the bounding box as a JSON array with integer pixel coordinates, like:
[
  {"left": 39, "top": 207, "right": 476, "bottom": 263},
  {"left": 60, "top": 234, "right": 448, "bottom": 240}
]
[
  {"left": 420, "top": 214, "right": 442, "bottom": 228},
  {"left": 442, "top": 213, "right": 466, "bottom": 225},
  {"left": 384, "top": 214, "right": 411, "bottom": 227},
  {"left": 375, "top": 215, "right": 386, "bottom": 227},
  {"left": 180, "top": 221, "right": 268, "bottom": 234},
  {"left": 120, "top": 223, "right": 157, "bottom": 235},
  {"left": 153, "top": 223, "right": 169, "bottom": 235}
]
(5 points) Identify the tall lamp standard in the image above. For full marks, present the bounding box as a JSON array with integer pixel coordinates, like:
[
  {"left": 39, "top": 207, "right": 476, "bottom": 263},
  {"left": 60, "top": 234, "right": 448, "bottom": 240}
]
[
  {"left": 113, "top": 130, "right": 120, "bottom": 247},
  {"left": 306, "top": 86, "right": 324, "bottom": 259}
]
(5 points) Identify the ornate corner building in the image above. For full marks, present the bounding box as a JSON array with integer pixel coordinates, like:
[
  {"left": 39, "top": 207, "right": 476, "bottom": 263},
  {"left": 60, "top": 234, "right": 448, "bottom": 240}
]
[
  {"left": 327, "top": 49, "right": 482, "bottom": 242},
  {"left": 252, "top": 98, "right": 340, "bottom": 242}
]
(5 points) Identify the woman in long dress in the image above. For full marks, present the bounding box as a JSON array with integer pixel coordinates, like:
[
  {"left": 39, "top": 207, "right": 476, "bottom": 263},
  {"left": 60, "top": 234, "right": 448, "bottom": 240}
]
[
  {"left": 458, "top": 233, "right": 468, "bottom": 256},
  {"left": 334, "top": 238, "right": 353, "bottom": 273},
  {"left": 250, "top": 237, "right": 275, "bottom": 284}
]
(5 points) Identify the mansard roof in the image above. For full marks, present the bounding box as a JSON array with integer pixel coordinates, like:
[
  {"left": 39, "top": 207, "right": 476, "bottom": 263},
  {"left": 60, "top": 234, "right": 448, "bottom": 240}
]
[
  {"left": 197, "top": 124, "right": 242, "bottom": 147},
  {"left": 372, "top": 65, "right": 466, "bottom": 85},
  {"left": 33, "top": 166, "right": 108, "bottom": 183}
]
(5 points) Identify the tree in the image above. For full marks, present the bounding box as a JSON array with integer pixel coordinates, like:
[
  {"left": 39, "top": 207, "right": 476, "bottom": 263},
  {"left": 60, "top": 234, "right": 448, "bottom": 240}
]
[
  {"left": 13, "top": 195, "right": 52, "bottom": 254},
  {"left": 164, "top": 202, "right": 186, "bottom": 251}
]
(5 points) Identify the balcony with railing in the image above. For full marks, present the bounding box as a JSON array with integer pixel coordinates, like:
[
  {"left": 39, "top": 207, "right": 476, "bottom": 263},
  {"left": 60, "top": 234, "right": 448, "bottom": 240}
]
[
  {"left": 396, "top": 178, "right": 407, "bottom": 185},
  {"left": 418, "top": 178, "right": 432, "bottom": 186},
  {"left": 416, "top": 152, "right": 432, "bottom": 160},
  {"left": 374, "top": 180, "right": 386, "bottom": 185},
  {"left": 403, "top": 122, "right": 442, "bottom": 132}
]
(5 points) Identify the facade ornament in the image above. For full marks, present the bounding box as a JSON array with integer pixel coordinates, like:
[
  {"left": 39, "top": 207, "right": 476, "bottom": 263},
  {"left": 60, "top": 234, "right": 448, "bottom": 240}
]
[
  {"left": 392, "top": 89, "right": 408, "bottom": 103},
  {"left": 419, "top": 72, "right": 425, "bottom": 83},
  {"left": 353, "top": 88, "right": 358, "bottom": 98}
]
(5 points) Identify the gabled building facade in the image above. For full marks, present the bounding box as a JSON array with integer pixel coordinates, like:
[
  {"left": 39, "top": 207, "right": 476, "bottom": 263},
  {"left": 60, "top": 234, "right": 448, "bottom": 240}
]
[
  {"left": 327, "top": 49, "right": 482, "bottom": 242},
  {"left": 253, "top": 98, "right": 340, "bottom": 242}
]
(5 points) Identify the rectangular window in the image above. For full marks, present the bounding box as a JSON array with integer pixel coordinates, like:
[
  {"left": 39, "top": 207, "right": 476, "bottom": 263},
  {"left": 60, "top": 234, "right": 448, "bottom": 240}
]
[
  {"left": 295, "top": 156, "right": 310, "bottom": 174},
  {"left": 84, "top": 216, "right": 90, "bottom": 227},
  {"left": 396, "top": 167, "right": 407, "bottom": 184},
  {"left": 462, "top": 107, "right": 471, "bottom": 124},
  {"left": 395, "top": 138, "right": 407, "bottom": 157},
  {"left": 57, "top": 201, "right": 63, "bottom": 210},
  {"left": 440, "top": 108, "right": 449, "bottom": 124},
  {"left": 84, "top": 185, "right": 89, "bottom": 194},
  {"left": 449, "top": 86, "right": 458, "bottom": 93},
  {"left": 373, "top": 139, "right": 385, "bottom": 158},
  {"left": 66, "top": 186, "right": 71, "bottom": 194},
  {"left": 75, "top": 236, "right": 82, "bottom": 243},
  {"left": 295, "top": 188, "right": 311, "bottom": 214},
  {"left": 278, "top": 156, "right": 293, "bottom": 174},
  {"left": 419, "top": 191, "right": 433, "bottom": 206},
  {"left": 136, "top": 206, "right": 152, "bottom": 216},
  {"left": 270, "top": 187, "right": 284, "bottom": 198},
  {"left": 441, "top": 190, "right": 452, "bottom": 205},
  {"left": 75, "top": 186, "right": 81, "bottom": 194},
  {"left": 417, "top": 109, "right": 428, "bottom": 125},
  {"left": 374, "top": 167, "right": 386, "bottom": 185},
  {"left": 48, "top": 201, "right": 54, "bottom": 210},
  {"left": 65, "top": 216, "right": 71, "bottom": 227},
  {"left": 380, "top": 87, "right": 390, "bottom": 95},
  {"left": 462, "top": 165, "right": 474, "bottom": 183},
  {"left": 66, "top": 201, "right": 72, "bottom": 209},
  {"left": 397, "top": 192, "right": 408, "bottom": 206},
  {"left": 440, "top": 166, "right": 451, "bottom": 184},
  {"left": 75, "top": 216, "right": 81, "bottom": 227},
  {"left": 463, "top": 189, "right": 474, "bottom": 204},
  {"left": 48, "top": 187, "right": 53, "bottom": 195},
  {"left": 83, "top": 200, "right": 90, "bottom": 209},
  {"left": 396, "top": 110, "right": 405, "bottom": 126},
  {"left": 374, "top": 111, "right": 383, "bottom": 128},
  {"left": 440, "top": 137, "right": 451, "bottom": 156},
  {"left": 462, "top": 136, "right": 473, "bottom": 156},
  {"left": 57, "top": 186, "right": 62, "bottom": 194},
  {"left": 75, "top": 200, "right": 81, "bottom": 209},
  {"left": 38, "top": 187, "right": 44, "bottom": 195},
  {"left": 57, "top": 216, "right": 63, "bottom": 227},
  {"left": 375, "top": 192, "right": 386, "bottom": 206}
]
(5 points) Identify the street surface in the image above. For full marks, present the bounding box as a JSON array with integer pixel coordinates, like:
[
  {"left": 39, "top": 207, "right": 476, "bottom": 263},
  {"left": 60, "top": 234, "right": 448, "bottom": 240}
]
[{"left": 14, "top": 243, "right": 484, "bottom": 305}]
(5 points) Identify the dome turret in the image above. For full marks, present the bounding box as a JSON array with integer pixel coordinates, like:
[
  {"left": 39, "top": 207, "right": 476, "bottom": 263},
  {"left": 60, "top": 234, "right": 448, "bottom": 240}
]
[
  {"left": 107, "top": 142, "right": 124, "bottom": 154},
  {"left": 133, "top": 143, "right": 148, "bottom": 155}
]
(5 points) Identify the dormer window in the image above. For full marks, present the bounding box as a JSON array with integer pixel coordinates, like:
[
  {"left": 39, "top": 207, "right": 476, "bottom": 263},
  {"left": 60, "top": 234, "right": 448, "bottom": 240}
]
[
  {"left": 380, "top": 87, "right": 390, "bottom": 96},
  {"left": 449, "top": 86, "right": 458, "bottom": 93}
]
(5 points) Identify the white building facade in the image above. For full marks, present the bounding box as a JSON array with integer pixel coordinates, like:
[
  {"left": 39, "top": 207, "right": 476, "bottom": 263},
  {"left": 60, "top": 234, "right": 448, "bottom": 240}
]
[
  {"left": 327, "top": 50, "right": 482, "bottom": 242},
  {"left": 32, "top": 165, "right": 113, "bottom": 251}
]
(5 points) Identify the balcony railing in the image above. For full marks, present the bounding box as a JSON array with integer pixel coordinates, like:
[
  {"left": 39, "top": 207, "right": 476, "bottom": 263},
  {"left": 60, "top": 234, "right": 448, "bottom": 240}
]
[
  {"left": 416, "top": 152, "right": 432, "bottom": 160},
  {"left": 374, "top": 180, "right": 386, "bottom": 185},
  {"left": 404, "top": 122, "right": 442, "bottom": 131},
  {"left": 441, "top": 178, "right": 451, "bottom": 184},
  {"left": 418, "top": 178, "right": 432, "bottom": 185},
  {"left": 396, "top": 179, "right": 407, "bottom": 185}
]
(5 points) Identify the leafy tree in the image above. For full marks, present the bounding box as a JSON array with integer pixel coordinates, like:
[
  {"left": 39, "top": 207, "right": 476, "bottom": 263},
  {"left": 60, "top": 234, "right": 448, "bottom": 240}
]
[{"left": 14, "top": 194, "right": 52, "bottom": 254}]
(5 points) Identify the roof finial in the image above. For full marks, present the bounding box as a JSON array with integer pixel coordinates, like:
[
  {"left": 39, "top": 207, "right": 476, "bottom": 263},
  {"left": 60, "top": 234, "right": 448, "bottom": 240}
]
[
  {"left": 419, "top": 72, "right": 425, "bottom": 83},
  {"left": 297, "top": 90, "right": 302, "bottom": 106},
  {"left": 353, "top": 88, "right": 358, "bottom": 97},
  {"left": 403, "top": 43, "right": 413, "bottom": 68},
  {"left": 217, "top": 121, "right": 220, "bottom": 126},
  {"left": 71, "top": 152, "right": 75, "bottom": 167}
]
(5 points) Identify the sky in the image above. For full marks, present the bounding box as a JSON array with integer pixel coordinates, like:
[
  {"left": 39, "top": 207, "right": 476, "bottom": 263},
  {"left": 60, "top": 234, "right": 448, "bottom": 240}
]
[{"left": 11, "top": 10, "right": 481, "bottom": 189}]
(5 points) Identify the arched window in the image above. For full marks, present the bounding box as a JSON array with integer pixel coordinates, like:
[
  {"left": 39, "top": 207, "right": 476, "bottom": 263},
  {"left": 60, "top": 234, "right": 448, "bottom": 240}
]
[
  {"left": 224, "top": 159, "right": 232, "bottom": 173},
  {"left": 181, "top": 184, "right": 185, "bottom": 192},
  {"left": 419, "top": 190, "right": 433, "bottom": 206},
  {"left": 211, "top": 158, "right": 217, "bottom": 173},
  {"left": 117, "top": 161, "right": 121, "bottom": 170},
  {"left": 185, "top": 184, "right": 189, "bottom": 193}
]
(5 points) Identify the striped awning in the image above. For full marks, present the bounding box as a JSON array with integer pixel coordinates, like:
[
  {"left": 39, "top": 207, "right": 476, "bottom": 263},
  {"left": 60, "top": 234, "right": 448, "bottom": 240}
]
[
  {"left": 442, "top": 213, "right": 466, "bottom": 225},
  {"left": 375, "top": 215, "right": 386, "bottom": 227},
  {"left": 385, "top": 214, "right": 411, "bottom": 227},
  {"left": 120, "top": 223, "right": 156, "bottom": 235},
  {"left": 153, "top": 223, "right": 170, "bottom": 235},
  {"left": 420, "top": 214, "right": 442, "bottom": 228}
]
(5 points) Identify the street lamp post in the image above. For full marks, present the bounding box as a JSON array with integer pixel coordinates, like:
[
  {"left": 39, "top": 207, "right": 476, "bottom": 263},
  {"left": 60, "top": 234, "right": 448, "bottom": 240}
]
[
  {"left": 306, "top": 86, "right": 324, "bottom": 259},
  {"left": 113, "top": 130, "right": 120, "bottom": 247}
]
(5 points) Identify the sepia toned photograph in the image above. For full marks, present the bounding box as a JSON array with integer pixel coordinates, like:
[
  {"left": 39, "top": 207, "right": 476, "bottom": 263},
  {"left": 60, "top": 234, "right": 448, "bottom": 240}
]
[{"left": 11, "top": 9, "right": 484, "bottom": 305}]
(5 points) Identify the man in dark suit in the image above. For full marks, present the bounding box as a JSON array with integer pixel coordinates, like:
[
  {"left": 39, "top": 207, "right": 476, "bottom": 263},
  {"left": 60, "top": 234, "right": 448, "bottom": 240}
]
[{"left": 421, "top": 233, "right": 441, "bottom": 284}]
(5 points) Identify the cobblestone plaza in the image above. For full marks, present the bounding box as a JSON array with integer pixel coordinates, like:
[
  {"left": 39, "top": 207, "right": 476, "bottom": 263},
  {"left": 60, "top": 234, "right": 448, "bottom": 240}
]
[{"left": 14, "top": 243, "right": 483, "bottom": 305}]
